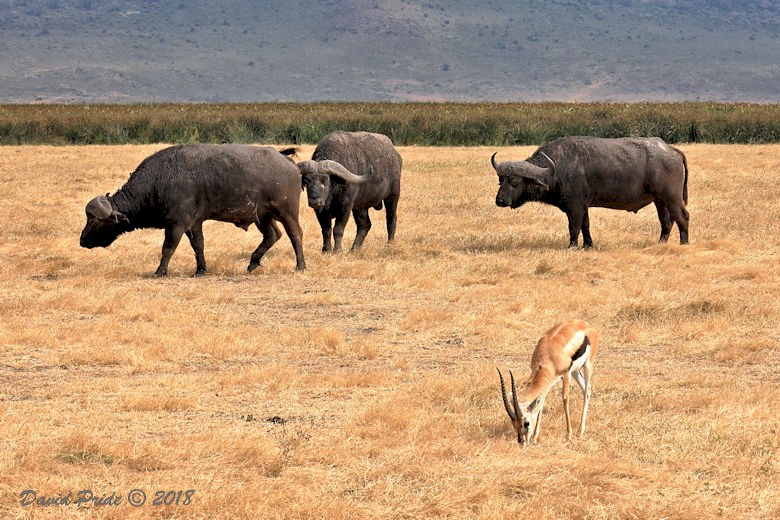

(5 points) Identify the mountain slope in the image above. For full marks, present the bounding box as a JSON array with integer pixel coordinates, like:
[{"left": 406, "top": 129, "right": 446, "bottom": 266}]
[{"left": 1, "top": 0, "right": 778, "bottom": 102}]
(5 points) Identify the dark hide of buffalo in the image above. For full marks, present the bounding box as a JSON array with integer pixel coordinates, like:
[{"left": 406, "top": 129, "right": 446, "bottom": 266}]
[
  {"left": 297, "top": 131, "right": 402, "bottom": 252},
  {"left": 80, "top": 144, "right": 306, "bottom": 276},
  {"left": 492, "top": 136, "right": 689, "bottom": 248}
]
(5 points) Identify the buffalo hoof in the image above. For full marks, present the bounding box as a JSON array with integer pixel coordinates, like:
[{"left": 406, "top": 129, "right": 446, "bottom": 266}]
[
  {"left": 247, "top": 262, "right": 260, "bottom": 273},
  {"left": 153, "top": 270, "right": 167, "bottom": 278},
  {"left": 295, "top": 262, "right": 307, "bottom": 271},
  {"left": 193, "top": 270, "right": 207, "bottom": 277}
]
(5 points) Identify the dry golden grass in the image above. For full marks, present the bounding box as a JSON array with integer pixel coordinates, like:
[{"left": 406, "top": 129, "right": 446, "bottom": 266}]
[{"left": 0, "top": 143, "right": 779, "bottom": 519}]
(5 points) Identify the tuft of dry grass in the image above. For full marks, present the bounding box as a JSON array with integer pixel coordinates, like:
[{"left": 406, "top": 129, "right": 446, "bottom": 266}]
[{"left": 0, "top": 144, "right": 779, "bottom": 518}]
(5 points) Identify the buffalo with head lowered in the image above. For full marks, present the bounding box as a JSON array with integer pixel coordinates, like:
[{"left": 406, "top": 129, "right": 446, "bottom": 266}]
[
  {"left": 80, "top": 144, "right": 306, "bottom": 276},
  {"left": 492, "top": 136, "right": 689, "bottom": 248}
]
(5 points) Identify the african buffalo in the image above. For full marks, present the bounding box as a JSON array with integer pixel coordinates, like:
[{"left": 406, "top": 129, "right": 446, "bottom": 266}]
[
  {"left": 296, "top": 131, "right": 402, "bottom": 252},
  {"left": 80, "top": 144, "right": 306, "bottom": 276},
  {"left": 492, "top": 136, "right": 689, "bottom": 247}
]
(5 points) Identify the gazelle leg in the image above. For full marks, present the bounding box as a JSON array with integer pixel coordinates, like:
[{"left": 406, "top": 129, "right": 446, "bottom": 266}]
[
  {"left": 532, "top": 403, "right": 544, "bottom": 444},
  {"left": 562, "top": 372, "right": 573, "bottom": 441},
  {"left": 573, "top": 368, "right": 586, "bottom": 393},
  {"left": 580, "top": 361, "right": 593, "bottom": 436}
]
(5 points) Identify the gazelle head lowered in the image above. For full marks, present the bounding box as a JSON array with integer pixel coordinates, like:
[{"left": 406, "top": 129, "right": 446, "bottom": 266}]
[
  {"left": 497, "top": 319, "right": 599, "bottom": 445},
  {"left": 497, "top": 368, "right": 542, "bottom": 445}
]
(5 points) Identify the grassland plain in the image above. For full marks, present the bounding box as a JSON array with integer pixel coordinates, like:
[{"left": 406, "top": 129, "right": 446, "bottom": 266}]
[{"left": 0, "top": 144, "right": 778, "bottom": 519}]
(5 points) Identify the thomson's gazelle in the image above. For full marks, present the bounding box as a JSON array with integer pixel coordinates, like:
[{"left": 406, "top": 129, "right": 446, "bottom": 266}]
[{"left": 497, "top": 319, "right": 599, "bottom": 444}]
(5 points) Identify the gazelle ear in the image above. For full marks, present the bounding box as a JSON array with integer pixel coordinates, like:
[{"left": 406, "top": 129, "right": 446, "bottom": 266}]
[{"left": 529, "top": 396, "right": 541, "bottom": 412}]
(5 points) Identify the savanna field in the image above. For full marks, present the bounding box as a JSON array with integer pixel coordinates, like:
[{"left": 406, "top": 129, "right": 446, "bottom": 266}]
[{"left": 0, "top": 143, "right": 778, "bottom": 519}]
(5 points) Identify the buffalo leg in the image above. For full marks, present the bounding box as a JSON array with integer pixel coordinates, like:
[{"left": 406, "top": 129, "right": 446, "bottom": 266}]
[
  {"left": 248, "top": 215, "right": 281, "bottom": 272},
  {"left": 385, "top": 195, "right": 399, "bottom": 242},
  {"left": 654, "top": 200, "right": 673, "bottom": 243},
  {"left": 332, "top": 207, "right": 352, "bottom": 252},
  {"left": 566, "top": 210, "right": 585, "bottom": 248},
  {"left": 351, "top": 208, "right": 372, "bottom": 251},
  {"left": 185, "top": 222, "right": 207, "bottom": 276},
  {"left": 155, "top": 224, "right": 186, "bottom": 277},
  {"left": 581, "top": 210, "right": 593, "bottom": 249},
  {"left": 276, "top": 214, "right": 306, "bottom": 271},
  {"left": 668, "top": 203, "right": 690, "bottom": 244},
  {"left": 316, "top": 210, "right": 334, "bottom": 252}
]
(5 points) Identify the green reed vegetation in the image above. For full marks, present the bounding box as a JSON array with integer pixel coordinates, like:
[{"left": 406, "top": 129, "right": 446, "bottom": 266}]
[{"left": 0, "top": 102, "right": 777, "bottom": 145}]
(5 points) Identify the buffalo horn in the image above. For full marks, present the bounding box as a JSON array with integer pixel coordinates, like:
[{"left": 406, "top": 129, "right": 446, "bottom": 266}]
[
  {"left": 497, "top": 368, "right": 516, "bottom": 420},
  {"left": 539, "top": 151, "right": 556, "bottom": 175},
  {"left": 318, "top": 160, "right": 368, "bottom": 184},
  {"left": 86, "top": 195, "right": 113, "bottom": 219},
  {"left": 491, "top": 152, "right": 499, "bottom": 171},
  {"left": 296, "top": 160, "right": 318, "bottom": 176}
]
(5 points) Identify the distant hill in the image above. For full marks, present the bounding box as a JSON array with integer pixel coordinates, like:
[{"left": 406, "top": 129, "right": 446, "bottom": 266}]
[{"left": 1, "top": 0, "right": 778, "bottom": 103}]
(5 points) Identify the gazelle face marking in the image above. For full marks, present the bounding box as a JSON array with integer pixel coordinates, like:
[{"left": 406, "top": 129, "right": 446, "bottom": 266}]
[{"left": 514, "top": 401, "right": 540, "bottom": 445}]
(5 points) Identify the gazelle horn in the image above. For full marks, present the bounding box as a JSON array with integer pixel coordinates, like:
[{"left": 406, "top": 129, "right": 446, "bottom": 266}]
[
  {"left": 497, "top": 368, "right": 516, "bottom": 420},
  {"left": 510, "top": 370, "right": 521, "bottom": 421}
]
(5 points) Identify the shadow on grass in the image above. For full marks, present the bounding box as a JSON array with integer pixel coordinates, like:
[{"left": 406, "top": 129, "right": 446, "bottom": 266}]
[{"left": 451, "top": 233, "right": 563, "bottom": 253}]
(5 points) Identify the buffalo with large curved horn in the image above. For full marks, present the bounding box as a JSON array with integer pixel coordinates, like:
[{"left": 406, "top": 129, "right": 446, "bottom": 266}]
[
  {"left": 80, "top": 144, "right": 307, "bottom": 276},
  {"left": 295, "top": 131, "right": 403, "bottom": 253},
  {"left": 491, "top": 136, "right": 689, "bottom": 248}
]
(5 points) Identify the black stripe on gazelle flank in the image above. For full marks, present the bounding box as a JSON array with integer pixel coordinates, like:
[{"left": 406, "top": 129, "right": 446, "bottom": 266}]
[{"left": 570, "top": 336, "right": 590, "bottom": 367}]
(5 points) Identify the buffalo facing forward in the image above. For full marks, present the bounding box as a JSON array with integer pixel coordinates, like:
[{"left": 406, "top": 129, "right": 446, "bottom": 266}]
[
  {"left": 296, "top": 131, "right": 402, "bottom": 252},
  {"left": 492, "top": 136, "right": 689, "bottom": 247},
  {"left": 80, "top": 144, "right": 306, "bottom": 276}
]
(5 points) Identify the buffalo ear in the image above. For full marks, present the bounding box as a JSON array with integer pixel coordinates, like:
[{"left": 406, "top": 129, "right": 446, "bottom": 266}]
[
  {"left": 527, "top": 177, "right": 548, "bottom": 190},
  {"left": 112, "top": 211, "right": 129, "bottom": 223}
]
